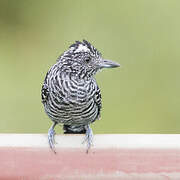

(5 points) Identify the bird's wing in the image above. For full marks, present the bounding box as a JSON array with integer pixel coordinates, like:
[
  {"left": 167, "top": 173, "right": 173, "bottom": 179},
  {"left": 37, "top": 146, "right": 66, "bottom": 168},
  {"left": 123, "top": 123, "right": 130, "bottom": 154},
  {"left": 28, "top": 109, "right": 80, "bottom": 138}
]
[
  {"left": 93, "top": 84, "right": 102, "bottom": 120},
  {"left": 41, "top": 72, "right": 49, "bottom": 103}
]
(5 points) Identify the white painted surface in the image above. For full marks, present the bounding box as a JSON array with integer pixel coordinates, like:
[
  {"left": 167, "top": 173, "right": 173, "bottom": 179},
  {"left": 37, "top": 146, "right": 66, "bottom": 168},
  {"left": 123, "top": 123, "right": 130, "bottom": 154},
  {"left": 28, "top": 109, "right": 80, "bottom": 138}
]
[{"left": 0, "top": 134, "right": 180, "bottom": 149}]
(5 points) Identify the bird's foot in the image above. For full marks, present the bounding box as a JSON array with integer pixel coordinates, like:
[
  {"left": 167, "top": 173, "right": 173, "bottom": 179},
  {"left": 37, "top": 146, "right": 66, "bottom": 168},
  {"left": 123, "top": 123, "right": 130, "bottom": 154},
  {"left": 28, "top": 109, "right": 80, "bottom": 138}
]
[
  {"left": 83, "top": 125, "right": 93, "bottom": 153},
  {"left": 48, "top": 122, "right": 57, "bottom": 153}
]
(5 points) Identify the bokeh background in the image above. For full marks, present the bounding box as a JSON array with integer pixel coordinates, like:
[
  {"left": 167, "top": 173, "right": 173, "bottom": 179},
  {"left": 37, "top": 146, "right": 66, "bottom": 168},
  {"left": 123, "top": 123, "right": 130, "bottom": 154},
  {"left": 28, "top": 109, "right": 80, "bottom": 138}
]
[{"left": 1, "top": 0, "right": 180, "bottom": 134}]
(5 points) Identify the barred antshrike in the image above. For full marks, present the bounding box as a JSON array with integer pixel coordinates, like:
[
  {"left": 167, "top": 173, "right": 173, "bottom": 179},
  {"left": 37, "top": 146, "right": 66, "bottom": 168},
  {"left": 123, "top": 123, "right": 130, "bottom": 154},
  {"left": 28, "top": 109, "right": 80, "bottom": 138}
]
[{"left": 41, "top": 40, "right": 120, "bottom": 153}]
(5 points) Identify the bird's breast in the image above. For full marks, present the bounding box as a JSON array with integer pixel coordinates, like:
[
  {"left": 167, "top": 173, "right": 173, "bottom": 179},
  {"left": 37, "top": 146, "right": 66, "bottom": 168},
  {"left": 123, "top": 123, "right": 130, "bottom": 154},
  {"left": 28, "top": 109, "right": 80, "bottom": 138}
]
[
  {"left": 50, "top": 73, "right": 96, "bottom": 106},
  {"left": 44, "top": 71, "right": 100, "bottom": 124}
]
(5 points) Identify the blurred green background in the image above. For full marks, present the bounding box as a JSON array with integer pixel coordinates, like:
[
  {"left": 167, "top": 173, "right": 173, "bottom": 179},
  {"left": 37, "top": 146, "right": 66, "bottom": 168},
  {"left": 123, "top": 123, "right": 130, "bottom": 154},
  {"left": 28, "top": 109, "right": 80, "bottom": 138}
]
[{"left": 1, "top": 0, "right": 180, "bottom": 134}]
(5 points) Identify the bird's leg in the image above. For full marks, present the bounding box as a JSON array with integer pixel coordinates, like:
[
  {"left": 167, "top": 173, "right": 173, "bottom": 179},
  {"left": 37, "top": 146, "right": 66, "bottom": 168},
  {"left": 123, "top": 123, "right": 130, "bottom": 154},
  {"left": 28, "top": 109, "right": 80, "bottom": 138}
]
[
  {"left": 48, "top": 122, "right": 57, "bottom": 153},
  {"left": 83, "top": 125, "right": 93, "bottom": 153}
]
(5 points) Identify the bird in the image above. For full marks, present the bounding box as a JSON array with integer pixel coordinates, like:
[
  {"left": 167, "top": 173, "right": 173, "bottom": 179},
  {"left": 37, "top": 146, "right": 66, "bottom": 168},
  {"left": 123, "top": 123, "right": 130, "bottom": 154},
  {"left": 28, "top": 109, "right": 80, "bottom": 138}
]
[{"left": 41, "top": 40, "right": 120, "bottom": 153}]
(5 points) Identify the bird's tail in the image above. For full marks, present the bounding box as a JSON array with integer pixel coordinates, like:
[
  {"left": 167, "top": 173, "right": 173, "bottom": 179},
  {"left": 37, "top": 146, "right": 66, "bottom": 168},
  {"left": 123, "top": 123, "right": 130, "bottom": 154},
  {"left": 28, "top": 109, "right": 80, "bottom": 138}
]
[{"left": 63, "top": 125, "right": 86, "bottom": 134}]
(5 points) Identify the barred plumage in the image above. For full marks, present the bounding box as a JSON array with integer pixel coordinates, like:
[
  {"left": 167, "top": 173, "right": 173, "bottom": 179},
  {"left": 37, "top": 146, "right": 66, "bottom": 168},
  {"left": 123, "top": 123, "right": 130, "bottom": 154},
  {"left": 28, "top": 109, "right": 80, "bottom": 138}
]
[{"left": 41, "top": 40, "right": 120, "bottom": 152}]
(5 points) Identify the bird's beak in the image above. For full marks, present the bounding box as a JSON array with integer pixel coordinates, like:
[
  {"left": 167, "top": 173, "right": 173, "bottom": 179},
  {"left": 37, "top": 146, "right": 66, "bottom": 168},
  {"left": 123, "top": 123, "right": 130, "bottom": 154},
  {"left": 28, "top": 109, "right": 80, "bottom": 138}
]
[{"left": 99, "top": 59, "right": 120, "bottom": 69}]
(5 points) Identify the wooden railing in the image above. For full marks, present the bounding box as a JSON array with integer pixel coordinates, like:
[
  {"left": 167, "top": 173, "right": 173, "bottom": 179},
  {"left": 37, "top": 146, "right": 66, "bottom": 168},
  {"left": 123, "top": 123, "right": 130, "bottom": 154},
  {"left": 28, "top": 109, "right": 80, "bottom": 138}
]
[{"left": 0, "top": 134, "right": 180, "bottom": 179}]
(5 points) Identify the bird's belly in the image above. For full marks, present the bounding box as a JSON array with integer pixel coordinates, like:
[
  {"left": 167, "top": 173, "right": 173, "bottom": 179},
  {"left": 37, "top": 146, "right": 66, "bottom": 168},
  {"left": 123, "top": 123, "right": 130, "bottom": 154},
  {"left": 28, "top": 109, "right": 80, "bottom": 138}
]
[
  {"left": 69, "top": 99, "right": 98, "bottom": 125},
  {"left": 44, "top": 94, "right": 98, "bottom": 126}
]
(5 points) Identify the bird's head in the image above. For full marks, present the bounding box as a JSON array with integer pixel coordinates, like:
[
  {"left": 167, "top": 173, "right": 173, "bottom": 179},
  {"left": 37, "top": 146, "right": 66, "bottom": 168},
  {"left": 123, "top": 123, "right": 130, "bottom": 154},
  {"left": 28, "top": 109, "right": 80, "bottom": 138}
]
[{"left": 59, "top": 40, "right": 120, "bottom": 79}]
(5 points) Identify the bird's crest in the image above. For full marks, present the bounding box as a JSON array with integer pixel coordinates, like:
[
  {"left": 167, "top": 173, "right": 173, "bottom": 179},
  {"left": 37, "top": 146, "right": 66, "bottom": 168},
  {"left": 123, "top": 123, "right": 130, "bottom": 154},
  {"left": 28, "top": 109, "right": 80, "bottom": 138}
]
[{"left": 69, "top": 40, "right": 101, "bottom": 57}]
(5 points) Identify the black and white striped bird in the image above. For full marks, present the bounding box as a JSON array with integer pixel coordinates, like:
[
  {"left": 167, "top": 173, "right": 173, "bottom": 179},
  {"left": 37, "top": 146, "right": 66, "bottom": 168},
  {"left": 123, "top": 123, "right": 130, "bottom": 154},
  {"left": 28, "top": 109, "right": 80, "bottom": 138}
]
[{"left": 41, "top": 40, "right": 120, "bottom": 153}]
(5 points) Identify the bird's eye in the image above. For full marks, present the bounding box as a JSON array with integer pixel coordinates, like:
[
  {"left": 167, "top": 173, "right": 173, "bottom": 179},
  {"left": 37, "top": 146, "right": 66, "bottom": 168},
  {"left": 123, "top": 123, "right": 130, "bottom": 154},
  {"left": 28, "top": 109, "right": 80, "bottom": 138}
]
[{"left": 85, "top": 57, "right": 91, "bottom": 63}]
